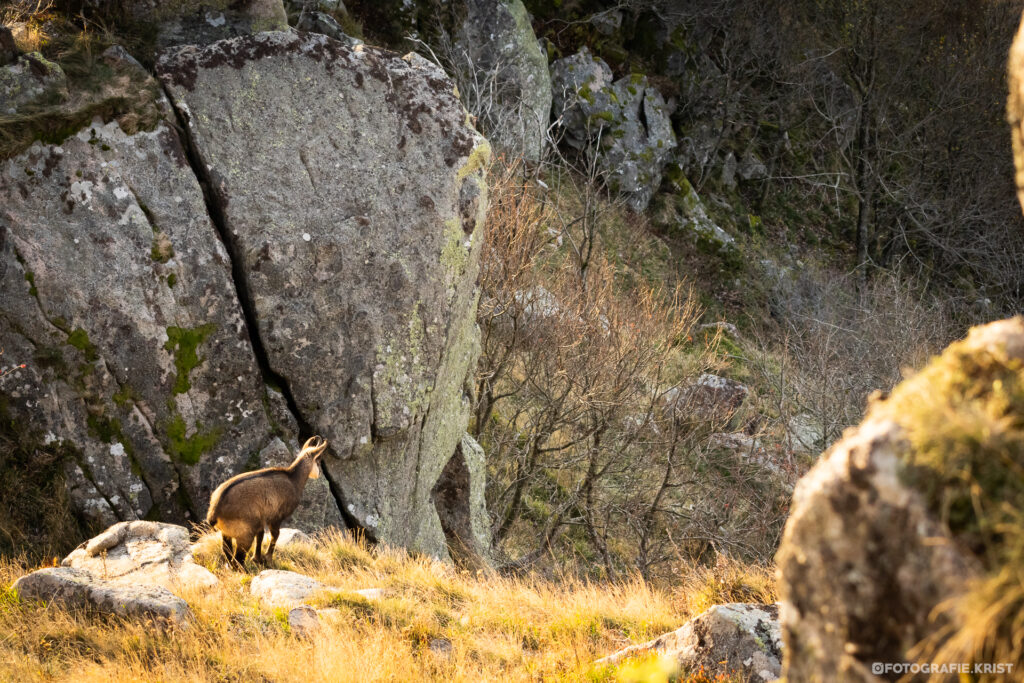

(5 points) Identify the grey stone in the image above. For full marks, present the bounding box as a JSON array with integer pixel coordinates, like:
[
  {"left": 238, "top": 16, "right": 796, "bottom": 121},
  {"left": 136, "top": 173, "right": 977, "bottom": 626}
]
[
  {"left": 721, "top": 151, "right": 737, "bottom": 189},
  {"left": 776, "top": 417, "right": 980, "bottom": 681},
  {"left": 738, "top": 150, "right": 768, "bottom": 181},
  {"left": 287, "top": 604, "right": 320, "bottom": 636},
  {"left": 62, "top": 521, "right": 218, "bottom": 591},
  {"left": 295, "top": 11, "right": 362, "bottom": 46},
  {"left": 13, "top": 566, "right": 191, "bottom": 624},
  {"left": 251, "top": 569, "right": 324, "bottom": 608},
  {"left": 275, "top": 527, "right": 314, "bottom": 547},
  {"left": 157, "top": 32, "right": 489, "bottom": 559},
  {"left": 597, "top": 603, "right": 782, "bottom": 682},
  {"left": 455, "top": 0, "right": 552, "bottom": 162},
  {"left": 433, "top": 433, "right": 492, "bottom": 563},
  {"left": 0, "top": 115, "right": 279, "bottom": 526},
  {"left": 0, "top": 52, "right": 67, "bottom": 115},
  {"left": 551, "top": 49, "right": 676, "bottom": 210}
]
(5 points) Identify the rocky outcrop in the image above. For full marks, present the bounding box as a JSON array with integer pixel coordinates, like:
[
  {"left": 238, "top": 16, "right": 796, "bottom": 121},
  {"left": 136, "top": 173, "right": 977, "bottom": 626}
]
[
  {"left": 777, "top": 420, "right": 980, "bottom": 681},
  {"left": 0, "top": 108, "right": 285, "bottom": 525},
  {"left": 775, "top": 319, "right": 1024, "bottom": 680},
  {"left": 433, "top": 433, "right": 492, "bottom": 563},
  {"left": 156, "top": 31, "right": 489, "bottom": 558},
  {"left": 12, "top": 566, "right": 191, "bottom": 624},
  {"left": 0, "top": 52, "right": 66, "bottom": 114},
  {"left": 551, "top": 48, "right": 675, "bottom": 211},
  {"left": 62, "top": 521, "right": 218, "bottom": 591},
  {"left": 455, "top": 0, "right": 552, "bottom": 162},
  {"left": 663, "top": 373, "right": 748, "bottom": 422},
  {"left": 598, "top": 603, "right": 782, "bottom": 682}
]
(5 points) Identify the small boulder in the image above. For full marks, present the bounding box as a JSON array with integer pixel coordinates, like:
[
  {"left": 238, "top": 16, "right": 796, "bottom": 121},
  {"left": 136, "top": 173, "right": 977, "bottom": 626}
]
[
  {"left": 13, "top": 566, "right": 191, "bottom": 624},
  {"left": 63, "top": 521, "right": 218, "bottom": 591},
  {"left": 287, "top": 604, "right": 320, "bottom": 636},
  {"left": 276, "top": 528, "right": 313, "bottom": 547},
  {"left": 597, "top": 603, "right": 782, "bottom": 682},
  {"left": 251, "top": 569, "right": 323, "bottom": 608}
]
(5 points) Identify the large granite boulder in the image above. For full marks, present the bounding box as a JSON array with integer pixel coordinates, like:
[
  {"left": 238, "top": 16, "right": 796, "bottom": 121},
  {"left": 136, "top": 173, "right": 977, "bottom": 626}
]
[
  {"left": 598, "top": 603, "right": 782, "bottom": 682},
  {"left": 455, "top": 0, "right": 552, "bottom": 162},
  {"left": 62, "top": 521, "right": 218, "bottom": 591},
  {"left": 156, "top": 32, "right": 489, "bottom": 558},
  {"left": 551, "top": 48, "right": 675, "bottom": 211},
  {"left": 13, "top": 566, "right": 191, "bottom": 624},
  {"left": 776, "top": 318, "right": 1024, "bottom": 680},
  {"left": 0, "top": 106, "right": 285, "bottom": 525}
]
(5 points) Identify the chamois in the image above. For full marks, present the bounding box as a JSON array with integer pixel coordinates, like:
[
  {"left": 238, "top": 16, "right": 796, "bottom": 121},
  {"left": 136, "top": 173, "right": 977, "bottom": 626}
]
[{"left": 206, "top": 436, "right": 328, "bottom": 567}]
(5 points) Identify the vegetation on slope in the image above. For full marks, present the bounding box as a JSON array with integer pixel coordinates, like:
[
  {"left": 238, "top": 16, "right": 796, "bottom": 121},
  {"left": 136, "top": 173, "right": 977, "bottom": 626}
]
[{"left": 0, "top": 531, "right": 774, "bottom": 682}]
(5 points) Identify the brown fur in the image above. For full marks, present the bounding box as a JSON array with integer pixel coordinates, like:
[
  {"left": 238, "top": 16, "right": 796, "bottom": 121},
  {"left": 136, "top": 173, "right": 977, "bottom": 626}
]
[{"left": 206, "top": 436, "right": 328, "bottom": 567}]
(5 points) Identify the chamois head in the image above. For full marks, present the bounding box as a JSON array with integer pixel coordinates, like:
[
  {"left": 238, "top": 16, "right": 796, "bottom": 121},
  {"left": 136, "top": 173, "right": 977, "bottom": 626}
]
[{"left": 296, "top": 435, "right": 328, "bottom": 479}]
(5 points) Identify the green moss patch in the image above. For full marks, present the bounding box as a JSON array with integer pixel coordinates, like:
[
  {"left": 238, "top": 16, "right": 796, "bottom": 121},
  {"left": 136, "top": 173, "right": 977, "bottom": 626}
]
[
  {"left": 65, "top": 328, "right": 97, "bottom": 363},
  {"left": 164, "top": 412, "right": 220, "bottom": 466},
  {"left": 163, "top": 323, "right": 216, "bottom": 395}
]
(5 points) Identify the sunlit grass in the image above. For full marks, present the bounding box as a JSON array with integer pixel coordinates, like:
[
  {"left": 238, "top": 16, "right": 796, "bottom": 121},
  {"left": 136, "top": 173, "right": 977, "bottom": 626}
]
[{"left": 0, "top": 529, "right": 760, "bottom": 682}]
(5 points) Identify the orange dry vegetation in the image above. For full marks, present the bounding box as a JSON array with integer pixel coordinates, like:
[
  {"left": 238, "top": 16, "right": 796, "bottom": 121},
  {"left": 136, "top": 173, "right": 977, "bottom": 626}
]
[{"left": 0, "top": 530, "right": 773, "bottom": 682}]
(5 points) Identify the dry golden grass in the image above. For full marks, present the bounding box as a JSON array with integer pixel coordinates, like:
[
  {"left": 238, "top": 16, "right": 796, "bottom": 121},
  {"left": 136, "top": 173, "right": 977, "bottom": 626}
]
[{"left": 0, "top": 530, "right": 774, "bottom": 682}]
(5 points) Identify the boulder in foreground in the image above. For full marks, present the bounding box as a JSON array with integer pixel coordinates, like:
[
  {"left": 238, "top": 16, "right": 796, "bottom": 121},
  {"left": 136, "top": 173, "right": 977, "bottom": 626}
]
[
  {"left": 13, "top": 567, "right": 190, "bottom": 624},
  {"left": 597, "top": 602, "right": 781, "bottom": 682},
  {"left": 62, "top": 521, "right": 218, "bottom": 591}
]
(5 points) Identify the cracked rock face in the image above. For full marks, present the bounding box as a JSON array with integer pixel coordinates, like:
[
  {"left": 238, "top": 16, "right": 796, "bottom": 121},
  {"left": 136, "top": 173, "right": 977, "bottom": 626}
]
[
  {"left": 157, "top": 32, "right": 489, "bottom": 558},
  {"left": 0, "top": 113, "right": 281, "bottom": 525}
]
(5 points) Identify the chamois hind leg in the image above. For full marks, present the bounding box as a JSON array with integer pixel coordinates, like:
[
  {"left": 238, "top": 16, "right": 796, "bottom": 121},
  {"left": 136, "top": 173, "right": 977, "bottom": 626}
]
[
  {"left": 254, "top": 528, "right": 266, "bottom": 566},
  {"left": 233, "top": 528, "right": 256, "bottom": 569},
  {"left": 265, "top": 522, "right": 282, "bottom": 564}
]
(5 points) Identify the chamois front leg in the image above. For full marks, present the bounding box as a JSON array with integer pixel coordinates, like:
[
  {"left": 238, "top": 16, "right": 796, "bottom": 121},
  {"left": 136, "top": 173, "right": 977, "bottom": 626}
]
[
  {"left": 265, "top": 522, "right": 282, "bottom": 564},
  {"left": 254, "top": 528, "right": 266, "bottom": 566}
]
